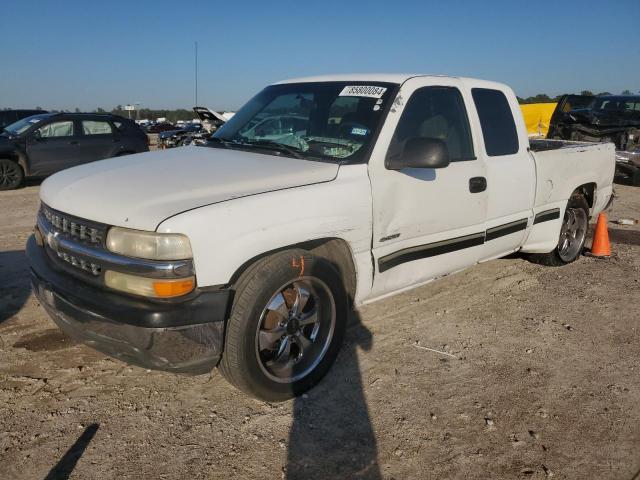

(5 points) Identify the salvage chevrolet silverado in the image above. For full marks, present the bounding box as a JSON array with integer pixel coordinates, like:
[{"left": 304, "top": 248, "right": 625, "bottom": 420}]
[{"left": 27, "top": 75, "right": 615, "bottom": 401}]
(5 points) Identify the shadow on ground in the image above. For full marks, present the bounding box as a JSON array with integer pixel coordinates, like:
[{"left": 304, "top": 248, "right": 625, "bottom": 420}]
[
  {"left": 0, "top": 250, "right": 31, "bottom": 324},
  {"left": 24, "top": 178, "right": 44, "bottom": 188},
  {"left": 286, "top": 310, "right": 381, "bottom": 480},
  {"left": 44, "top": 423, "right": 99, "bottom": 480},
  {"left": 609, "top": 228, "right": 640, "bottom": 246}
]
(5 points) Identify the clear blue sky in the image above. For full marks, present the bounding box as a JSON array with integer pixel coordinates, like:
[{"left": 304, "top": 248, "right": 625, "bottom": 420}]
[{"left": 1, "top": 0, "right": 638, "bottom": 111}]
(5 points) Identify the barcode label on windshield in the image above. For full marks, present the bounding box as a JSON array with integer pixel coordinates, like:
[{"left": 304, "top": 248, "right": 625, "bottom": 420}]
[{"left": 339, "top": 85, "right": 387, "bottom": 98}]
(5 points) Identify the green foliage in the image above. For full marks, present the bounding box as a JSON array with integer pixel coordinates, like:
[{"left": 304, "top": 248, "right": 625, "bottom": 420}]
[{"left": 518, "top": 93, "right": 553, "bottom": 104}]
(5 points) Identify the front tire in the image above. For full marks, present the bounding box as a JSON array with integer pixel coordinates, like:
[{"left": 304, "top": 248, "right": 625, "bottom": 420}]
[
  {"left": 0, "top": 159, "right": 24, "bottom": 191},
  {"left": 529, "top": 194, "right": 589, "bottom": 266},
  {"left": 219, "top": 249, "right": 348, "bottom": 402}
]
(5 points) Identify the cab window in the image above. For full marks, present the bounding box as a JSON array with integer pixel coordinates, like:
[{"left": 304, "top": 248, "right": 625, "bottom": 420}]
[
  {"left": 472, "top": 88, "right": 519, "bottom": 156},
  {"left": 386, "top": 86, "right": 475, "bottom": 163}
]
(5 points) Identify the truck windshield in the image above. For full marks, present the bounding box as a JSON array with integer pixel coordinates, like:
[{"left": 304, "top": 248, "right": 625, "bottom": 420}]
[
  {"left": 211, "top": 82, "right": 397, "bottom": 162},
  {"left": 3, "top": 114, "right": 53, "bottom": 136}
]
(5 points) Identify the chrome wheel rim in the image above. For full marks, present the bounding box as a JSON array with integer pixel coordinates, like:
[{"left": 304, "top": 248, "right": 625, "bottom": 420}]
[
  {"left": 255, "top": 277, "right": 335, "bottom": 384},
  {"left": 558, "top": 207, "right": 588, "bottom": 261}
]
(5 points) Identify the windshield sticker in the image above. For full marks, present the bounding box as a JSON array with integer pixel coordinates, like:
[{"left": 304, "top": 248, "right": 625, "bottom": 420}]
[
  {"left": 350, "top": 127, "right": 369, "bottom": 136},
  {"left": 339, "top": 85, "right": 387, "bottom": 99}
]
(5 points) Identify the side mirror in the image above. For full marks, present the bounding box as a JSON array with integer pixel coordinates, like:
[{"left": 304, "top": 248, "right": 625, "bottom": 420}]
[
  {"left": 32, "top": 129, "right": 43, "bottom": 141},
  {"left": 386, "top": 137, "right": 450, "bottom": 170}
]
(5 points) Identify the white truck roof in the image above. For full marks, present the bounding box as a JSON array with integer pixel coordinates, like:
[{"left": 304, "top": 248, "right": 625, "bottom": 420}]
[{"left": 275, "top": 73, "right": 505, "bottom": 87}]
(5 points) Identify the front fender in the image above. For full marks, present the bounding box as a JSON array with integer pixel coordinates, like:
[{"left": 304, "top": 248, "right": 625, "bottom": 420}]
[
  {"left": 157, "top": 164, "right": 373, "bottom": 291},
  {"left": 0, "top": 143, "right": 27, "bottom": 174}
]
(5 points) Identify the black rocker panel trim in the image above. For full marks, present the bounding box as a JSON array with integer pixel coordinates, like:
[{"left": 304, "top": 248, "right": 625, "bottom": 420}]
[
  {"left": 485, "top": 218, "right": 528, "bottom": 241},
  {"left": 533, "top": 208, "right": 561, "bottom": 225},
  {"left": 378, "top": 217, "right": 531, "bottom": 272},
  {"left": 378, "top": 232, "right": 485, "bottom": 273}
]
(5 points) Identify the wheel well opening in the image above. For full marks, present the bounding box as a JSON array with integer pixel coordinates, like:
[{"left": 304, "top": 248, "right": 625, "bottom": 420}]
[
  {"left": 0, "top": 155, "right": 23, "bottom": 166},
  {"left": 574, "top": 183, "right": 596, "bottom": 209},
  {"left": 229, "top": 238, "right": 358, "bottom": 305}
]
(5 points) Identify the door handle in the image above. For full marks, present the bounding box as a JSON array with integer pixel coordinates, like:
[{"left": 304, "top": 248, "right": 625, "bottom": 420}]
[
  {"left": 469, "top": 177, "right": 487, "bottom": 193},
  {"left": 69, "top": 140, "right": 79, "bottom": 145}
]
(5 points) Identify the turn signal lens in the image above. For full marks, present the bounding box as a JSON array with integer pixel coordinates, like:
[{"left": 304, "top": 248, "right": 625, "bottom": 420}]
[
  {"left": 105, "top": 271, "right": 195, "bottom": 298},
  {"left": 153, "top": 279, "right": 196, "bottom": 298}
]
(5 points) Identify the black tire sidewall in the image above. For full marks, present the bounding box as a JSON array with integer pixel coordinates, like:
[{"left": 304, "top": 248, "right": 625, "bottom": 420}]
[
  {"left": 0, "top": 160, "right": 24, "bottom": 191},
  {"left": 223, "top": 250, "right": 348, "bottom": 402}
]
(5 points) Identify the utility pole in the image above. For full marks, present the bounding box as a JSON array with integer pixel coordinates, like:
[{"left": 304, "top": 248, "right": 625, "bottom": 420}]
[{"left": 195, "top": 41, "right": 198, "bottom": 108}]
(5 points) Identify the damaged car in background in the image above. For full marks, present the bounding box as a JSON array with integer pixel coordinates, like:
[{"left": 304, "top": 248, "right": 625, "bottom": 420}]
[
  {"left": 548, "top": 94, "right": 640, "bottom": 185},
  {"left": 159, "top": 107, "right": 234, "bottom": 148}
]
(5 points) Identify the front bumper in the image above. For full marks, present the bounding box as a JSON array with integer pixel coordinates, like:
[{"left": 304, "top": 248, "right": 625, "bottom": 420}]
[{"left": 27, "top": 235, "right": 232, "bottom": 374}]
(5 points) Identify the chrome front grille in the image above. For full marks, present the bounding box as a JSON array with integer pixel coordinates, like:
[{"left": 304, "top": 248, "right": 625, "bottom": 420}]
[
  {"left": 55, "top": 251, "right": 102, "bottom": 276},
  {"left": 41, "top": 204, "right": 104, "bottom": 244},
  {"left": 37, "top": 204, "right": 195, "bottom": 283},
  {"left": 39, "top": 203, "right": 107, "bottom": 277}
]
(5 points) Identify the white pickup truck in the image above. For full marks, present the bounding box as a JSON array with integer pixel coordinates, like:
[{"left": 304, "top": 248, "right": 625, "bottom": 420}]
[{"left": 27, "top": 74, "right": 615, "bottom": 401}]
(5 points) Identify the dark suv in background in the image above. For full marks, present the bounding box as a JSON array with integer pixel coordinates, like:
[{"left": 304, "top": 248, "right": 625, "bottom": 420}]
[{"left": 0, "top": 113, "right": 149, "bottom": 190}]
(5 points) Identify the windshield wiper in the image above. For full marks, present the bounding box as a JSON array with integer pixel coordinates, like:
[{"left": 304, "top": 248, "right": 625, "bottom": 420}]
[
  {"left": 210, "top": 137, "right": 329, "bottom": 161},
  {"left": 239, "top": 139, "right": 304, "bottom": 159},
  {"left": 207, "top": 136, "right": 234, "bottom": 148}
]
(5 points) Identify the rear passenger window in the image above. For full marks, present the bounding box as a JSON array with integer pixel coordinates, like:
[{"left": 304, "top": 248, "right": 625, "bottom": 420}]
[
  {"left": 471, "top": 88, "right": 519, "bottom": 156},
  {"left": 387, "top": 86, "right": 475, "bottom": 162},
  {"left": 82, "top": 120, "right": 113, "bottom": 135}
]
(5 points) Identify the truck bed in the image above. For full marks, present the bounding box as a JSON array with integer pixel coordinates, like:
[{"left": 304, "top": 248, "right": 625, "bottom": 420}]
[
  {"left": 528, "top": 140, "right": 615, "bottom": 214},
  {"left": 529, "top": 138, "right": 603, "bottom": 152}
]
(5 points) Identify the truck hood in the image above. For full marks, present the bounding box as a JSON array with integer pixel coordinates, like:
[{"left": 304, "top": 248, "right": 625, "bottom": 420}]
[{"left": 40, "top": 146, "right": 339, "bottom": 231}]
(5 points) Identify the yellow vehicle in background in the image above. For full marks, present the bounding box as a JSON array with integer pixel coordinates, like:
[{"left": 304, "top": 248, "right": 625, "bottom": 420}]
[{"left": 520, "top": 102, "right": 557, "bottom": 137}]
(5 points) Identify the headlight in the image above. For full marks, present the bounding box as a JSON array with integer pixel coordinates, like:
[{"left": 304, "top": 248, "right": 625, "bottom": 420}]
[
  {"left": 106, "top": 227, "right": 192, "bottom": 260},
  {"left": 105, "top": 271, "right": 195, "bottom": 298}
]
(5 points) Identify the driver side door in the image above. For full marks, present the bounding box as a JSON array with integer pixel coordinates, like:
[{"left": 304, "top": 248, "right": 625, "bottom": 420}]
[
  {"left": 368, "top": 77, "right": 488, "bottom": 299},
  {"left": 27, "top": 119, "right": 80, "bottom": 176}
]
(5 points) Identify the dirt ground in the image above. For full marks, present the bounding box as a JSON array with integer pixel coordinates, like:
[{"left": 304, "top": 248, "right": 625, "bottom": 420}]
[{"left": 0, "top": 181, "right": 639, "bottom": 480}]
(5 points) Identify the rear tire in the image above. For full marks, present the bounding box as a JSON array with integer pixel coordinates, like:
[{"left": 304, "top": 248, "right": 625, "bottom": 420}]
[
  {"left": 0, "top": 159, "right": 24, "bottom": 191},
  {"left": 529, "top": 194, "right": 589, "bottom": 266},
  {"left": 219, "top": 249, "right": 348, "bottom": 402}
]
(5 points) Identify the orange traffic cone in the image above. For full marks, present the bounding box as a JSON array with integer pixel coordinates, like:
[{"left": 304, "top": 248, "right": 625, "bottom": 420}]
[{"left": 589, "top": 212, "right": 611, "bottom": 257}]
